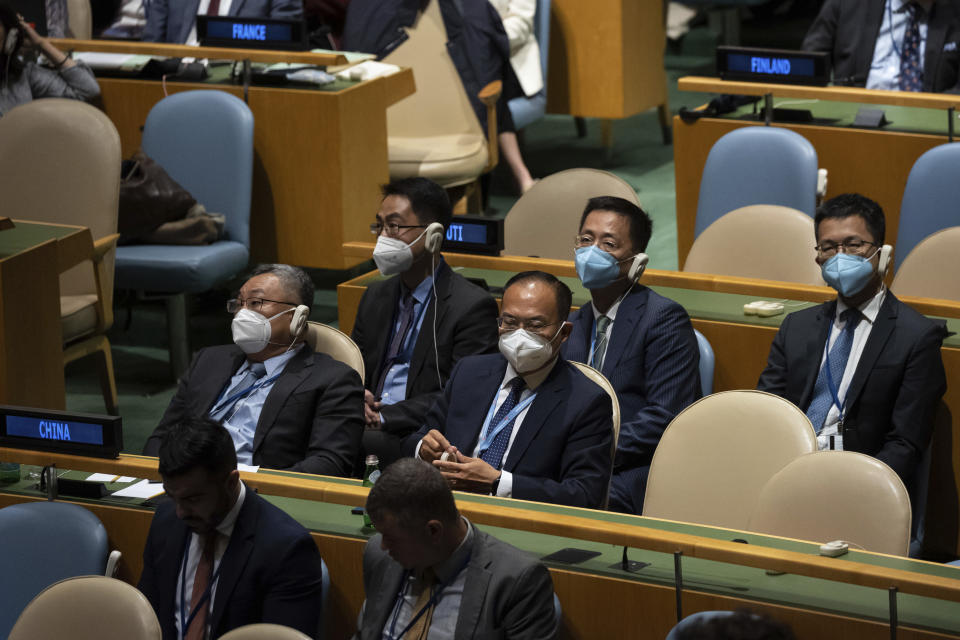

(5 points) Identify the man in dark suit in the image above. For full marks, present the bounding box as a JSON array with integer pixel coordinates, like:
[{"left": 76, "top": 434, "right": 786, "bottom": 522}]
[
  {"left": 562, "top": 196, "right": 701, "bottom": 514},
  {"left": 143, "top": 0, "right": 303, "bottom": 44},
  {"left": 353, "top": 458, "right": 557, "bottom": 640},
  {"left": 145, "top": 264, "right": 363, "bottom": 476},
  {"left": 139, "top": 416, "right": 323, "bottom": 640},
  {"left": 802, "top": 0, "right": 960, "bottom": 93},
  {"left": 758, "top": 193, "right": 947, "bottom": 489},
  {"left": 352, "top": 178, "right": 499, "bottom": 468},
  {"left": 405, "top": 271, "right": 614, "bottom": 509}
]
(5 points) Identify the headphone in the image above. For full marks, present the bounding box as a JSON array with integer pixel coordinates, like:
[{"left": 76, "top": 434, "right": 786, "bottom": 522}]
[
  {"left": 424, "top": 222, "right": 444, "bottom": 253},
  {"left": 878, "top": 244, "right": 893, "bottom": 278},
  {"left": 627, "top": 252, "right": 650, "bottom": 282},
  {"left": 290, "top": 304, "right": 309, "bottom": 339}
]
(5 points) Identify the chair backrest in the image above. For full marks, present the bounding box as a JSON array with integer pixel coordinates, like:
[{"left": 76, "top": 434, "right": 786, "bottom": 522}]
[
  {"left": 8, "top": 576, "right": 161, "bottom": 640},
  {"left": 684, "top": 205, "right": 825, "bottom": 286},
  {"left": 748, "top": 451, "right": 912, "bottom": 555},
  {"left": 66, "top": 0, "right": 92, "bottom": 38},
  {"left": 0, "top": 99, "right": 120, "bottom": 305},
  {"left": 895, "top": 142, "right": 960, "bottom": 271},
  {"left": 219, "top": 623, "right": 312, "bottom": 640},
  {"left": 504, "top": 168, "right": 640, "bottom": 259},
  {"left": 643, "top": 390, "right": 817, "bottom": 530},
  {"left": 570, "top": 361, "right": 619, "bottom": 509},
  {"left": 694, "top": 127, "right": 818, "bottom": 244},
  {"left": 383, "top": 0, "right": 484, "bottom": 142},
  {"left": 0, "top": 499, "right": 112, "bottom": 637},
  {"left": 142, "top": 90, "right": 254, "bottom": 248},
  {"left": 891, "top": 226, "right": 960, "bottom": 301},
  {"left": 693, "top": 329, "right": 714, "bottom": 397},
  {"left": 666, "top": 611, "right": 735, "bottom": 640},
  {"left": 304, "top": 321, "right": 365, "bottom": 380}
]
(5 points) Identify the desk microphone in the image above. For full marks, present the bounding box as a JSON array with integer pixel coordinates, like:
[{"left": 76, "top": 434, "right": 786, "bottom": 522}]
[{"left": 833, "top": 73, "right": 867, "bottom": 87}]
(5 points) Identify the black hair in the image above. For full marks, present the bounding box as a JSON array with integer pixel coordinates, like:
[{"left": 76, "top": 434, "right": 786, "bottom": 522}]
[
  {"left": 0, "top": 3, "right": 24, "bottom": 80},
  {"left": 158, "top": 416, "right": 237, "bottom": 479},
  {"left": 504, "top": 270, "right": 573, "bottom": 323},
  {"left": 814, "top": 193, "right": 886, "bottom": 245},
  {"left": 579, "top": 196, "right": 653, "bottom": 253},
  {"left": 675, "top": 609, "right": 796, "bottom": 640},
  {"left": 381, "top": 177, "right": 453, "bottom": 229},
  {"left": 248, "top": 263, "right": 315, "bottom": 312},
  {"left": 366, "top": 458, "right": 459, "bottom": 528}
]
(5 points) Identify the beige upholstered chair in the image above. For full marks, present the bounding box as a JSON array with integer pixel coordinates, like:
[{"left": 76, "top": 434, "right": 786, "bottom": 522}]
[
  {"left": 683, "top": 205, "right": 825, "bottom": 286},
  {"left": 0, "top": 99, "right": 121, "bottom": 413},
  {"left": 749, "top": 451, "right": 912, "bottom": 556},
  {"left": 220, "top": 624, "right": 312, "bottom": 640},
  {"left": 8, "top": 576, "right": 161, "bottom": 640},
  {"left": 304, "top": 321, "right": 365, "bottom": 380},
  {"left": 503, "top": 168, "right": 640, "bottom": 259},
  {"left": 383, "top": 0, "right": 501, "bottom": 211},
  {"left": 570, "top": 361, "right": 620, "bottom": 509},
  {"left": 891, "top": 227, "right": 960, "bottom": 301},
  {"left": 643, "top": 390, "right": 817, "bottom": 530},
  {"left": 66, "top": 0, "right": 93, "bottom": 38}
]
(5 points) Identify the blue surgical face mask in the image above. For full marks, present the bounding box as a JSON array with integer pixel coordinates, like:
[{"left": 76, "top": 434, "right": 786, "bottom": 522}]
[
  {"left": 820, "top": 251, "right": 878, "bottom": 298},
  {"left": 575, "top": 246, "right": 631, "bottom": 290}
]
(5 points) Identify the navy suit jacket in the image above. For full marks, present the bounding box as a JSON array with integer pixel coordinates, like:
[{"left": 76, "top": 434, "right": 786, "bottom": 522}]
[
  {"left": 403, "top": 353, "right": 614, "bottom": 509},
  {"left": 758, "top": 293, "right": 947, "bottom": 488},
  {"left": 143, "top": 0, "right": 304, "bottom": 43},
  {"left": 138, "top": 487, "right": 323, "bottom": 640},
  {"left": 562, "top": 286, "right": 701, "bottom": 511}
]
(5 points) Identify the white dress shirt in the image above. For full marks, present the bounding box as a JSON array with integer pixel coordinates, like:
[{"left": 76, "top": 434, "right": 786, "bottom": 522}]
[
  {"left": 866, "top": 0, "right": 930, "bottom": 91},
  {"left": 174, "top": 482, "right": 246, "bottom": 637},
  {"left": 817, "top": 287, "right": 887, "bottom": 450},
  {"left": 184, "top": 0, "right": 235, "bottom": 46}
]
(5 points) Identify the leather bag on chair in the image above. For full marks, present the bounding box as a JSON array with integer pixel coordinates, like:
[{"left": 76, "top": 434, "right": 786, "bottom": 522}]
[{"left": 118, "top": 151, "right": 197, "bottom": 243}]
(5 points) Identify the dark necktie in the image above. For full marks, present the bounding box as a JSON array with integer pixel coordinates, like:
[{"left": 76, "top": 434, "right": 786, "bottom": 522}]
[
  {"left": 899, "top": 2, "right": 924, "bottom": 92},
  {"left": 591, "top": 315, "right": 611, "bottom": 370},
  {"left": 805, "top": 309, "right": 863, "bottom": 432},
  {"left": 206, "top": 0, "right": 221, "bottom": 15},
  {"left": 480, "top": 377, "right": 527, "bottom": 469},
  {"left": 375, "top": 292, "right": 416, "bottom": 397},
  {"left": 210, "top": 362, "right": 266, "bottom": 421},
  {"left": 185, "top": 533, "right": 217, "bottom": 640}
]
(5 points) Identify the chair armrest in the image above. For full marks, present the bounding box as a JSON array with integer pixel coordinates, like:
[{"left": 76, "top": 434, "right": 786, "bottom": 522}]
[
  {"left": 92, "top": 233, "right": 120, "bottom": 262},
  {"left": 478, "top": 80, "right": 502, "bottom": 173}
]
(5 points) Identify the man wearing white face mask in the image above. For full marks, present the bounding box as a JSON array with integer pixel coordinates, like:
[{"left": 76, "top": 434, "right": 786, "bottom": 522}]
[
  {"left": 145, "top": 264, "right": 364, "bottom": 476},
  {"left": 759, "top": 193, "right": 946, "bottom": 493},
  {"left": 404, "top": 271, "right": 614, "bottom": 509},
  {"left": 351, "top": 178, "right": 499, "bottom": 470},
  {"left": 562, "top": 196, "right": 701, "bottom": 515}
]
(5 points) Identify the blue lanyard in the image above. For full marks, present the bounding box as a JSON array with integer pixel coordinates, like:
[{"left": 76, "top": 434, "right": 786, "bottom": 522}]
[
  {"left": 822, "top": 320, "right": 849, "bottom": 425},
  {"left": 387, "top": 553, "right": 471, "bottom": 639},
  {"left": 179, "top": 535, "right": 224, "bottom": 640},
  {"left": 475, "top": 388, "right": 537, "bottom": 459},
  {"left": 211, "top": 370, "right": 282, "bottom": 415}
]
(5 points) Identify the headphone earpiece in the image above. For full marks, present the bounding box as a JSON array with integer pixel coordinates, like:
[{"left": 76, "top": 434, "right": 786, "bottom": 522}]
[
  {"left": 878, "top": 244, "right": 893, "bottom": 278},
  {"left": 627, "top": 253, "right": 649, "bottom": 281},
  {"left": 290, "top": 305, "right": 309, "bottom": 338},
  {"left": 3, "top": 27, "right": 19, "bottom": 56},
  {"left": 424, "top": 222, "right": 444, "bottom": 253}
]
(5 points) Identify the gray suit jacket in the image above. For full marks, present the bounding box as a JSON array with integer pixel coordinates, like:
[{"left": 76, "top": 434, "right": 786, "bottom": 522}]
[
  {"left": 353, "top": 526, "right": 557, "bottom": 640},
  {"left": 143, "top": 0, "right": 304, "bottom": 43}
]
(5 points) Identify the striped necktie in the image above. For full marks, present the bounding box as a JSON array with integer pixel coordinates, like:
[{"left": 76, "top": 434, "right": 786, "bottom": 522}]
[
  {"left": 805, "top": 309, "right": 862, "bottom": 432},
  {"left": 591, "top": 315, "right": 611, "bottom": 370}
]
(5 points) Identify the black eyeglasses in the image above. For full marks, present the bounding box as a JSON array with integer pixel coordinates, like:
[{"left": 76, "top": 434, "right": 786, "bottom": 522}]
[
  {"left": 370, "top": 222, "right": 427, "bottom": 237},
  {"left": 815, "top": 239, "right": 878, "bottom": 258},
  {"left": 226, "top": 297, "right": 298, "bottom": 314}
]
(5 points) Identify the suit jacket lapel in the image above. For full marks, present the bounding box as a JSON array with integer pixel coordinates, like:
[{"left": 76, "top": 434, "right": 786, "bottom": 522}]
[
  {"left": 209, "top": 488, "right": 258, "bottom": 634},
  {"left": 504, "top": 359, "right": 566, "bottom": 468},
  {"left": 924, "top": 0, "right": 950, "bottom": 89},
  {"left": 368, "top": 277, "right": 402, "bottom": 388},
  {"left": 453, "top": 530, "right": 492, "bottom": 640},
  {"left": 799, "top": 301, "right": 836, "bottom": 408},
  {"left": 253, "top": 347, "right": 312, "bottom": 453},
  {"left": 860, "top": 1, "right": 887, "bottom": 73},
  {"left": 201, "top": 349, "right": 247, "bottom": 414},
  {"left": 408, "top": 263, "right": 453, "bottom": 393},
  {"left": 456, "top": 358, "right": 505, "bottom": 453},
  {"left": 158, "top": 517, "right": 192, "bottom": 633},
  {"left": 844, "top": 293, "right": 898, "bottom": 408},
  {"left": 602, "top": 287, "right": 647, "bottom": 374},
  {"left": 565, "top": 301, "right": 594, "bottom": 364},
  {"left": 367, "top": 559, "right": 405, "bottom": 638},
  {"left": 228, "top": 0, "right": 246, "bottom": 17}
]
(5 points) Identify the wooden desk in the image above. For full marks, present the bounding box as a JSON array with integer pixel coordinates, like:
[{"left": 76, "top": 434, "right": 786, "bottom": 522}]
[
  {"left": 336, "top": 249, "right": 960, "bottom": 559},
  {"left": 62, "top": 39, "right": 415, "bottom": 270},
  {"left": 0, "top": 221, "right": 93, "bottom": 410},
  {"left": 2, "top": 452, "right": 960, "bottom": 640},
  {"left": 673, "top": 77, "right": 958, "bottom": 268}
]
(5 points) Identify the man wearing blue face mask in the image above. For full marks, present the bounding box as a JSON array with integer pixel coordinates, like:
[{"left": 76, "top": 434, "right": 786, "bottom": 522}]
[
  {"left": 758, "top": 193, "right": 947, "bottom": 491},
  {"left": 562, "top": 196, "right": 702, "bottom": 514},
  {"left": 144, "top": 264, "right": 364, "bottom": 476}
]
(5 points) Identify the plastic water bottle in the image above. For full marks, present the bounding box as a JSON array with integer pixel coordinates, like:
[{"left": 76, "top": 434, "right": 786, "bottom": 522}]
[
  {"left": 0, "top": 461, "right": 20, "bottom": 484},
  {"left": 362, "top": 454, "right": 380, "bottom": 528}
]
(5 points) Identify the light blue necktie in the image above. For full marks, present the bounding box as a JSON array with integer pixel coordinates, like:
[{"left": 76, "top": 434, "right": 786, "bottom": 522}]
[
  {"left": 480, "top": 377, "right": 526, "bottom": 469},
  {"left": 210, "top": 361, "right": 266, "bottom": 421},
  {"left": 805, "top": 309, "right": 862, "bottom": 432}
]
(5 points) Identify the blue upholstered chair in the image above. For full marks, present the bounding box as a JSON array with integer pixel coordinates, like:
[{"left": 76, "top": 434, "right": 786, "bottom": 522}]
[
  {"left": 693, "top": 127, "right": 818, "bottom": 251},
  {"left": 895, "top": 143, "right": 960, "bottom": 271},
  {"left": 507, "top": 0, "right": 552, "bottom": 132},
  {"left": 666, "top": 611, "right": 735, "bottom": 640},
  {"left": 693, "top": 329, "right": 714, "bottom": 397},
  {"left": 114, "top": 90, "right": 254, "bottom": 378},
  {"left": 0, "top": 502, "right": 116, "bottom": 639}
]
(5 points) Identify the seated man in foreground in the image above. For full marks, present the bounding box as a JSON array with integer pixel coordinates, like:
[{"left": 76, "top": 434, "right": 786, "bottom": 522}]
[
  {"left": 405, "top": 270, "right": 614, "bottom": 509},
  {"left": 145, "top": 264, "right": 364, "bottom": 476},
  {"left": 758, "top": 193, "right": 947, "bottom": 491},
  {"left": 353, "top": 458, "right": 558, "bottom": 639},
  {"left": 139, "top": 416, "right": 323, "bottom": 639}
]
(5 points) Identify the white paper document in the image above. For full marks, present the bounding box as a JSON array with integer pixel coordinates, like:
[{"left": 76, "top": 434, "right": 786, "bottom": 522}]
[
  {"left": 237, "top": 463, "right": 260, "bottom": 473},
  {"left": 86, "top": 473, "right": 118, "bottom": 482},
  {"left": 111, "top": 479, "right": 165, "bottom": 499}
]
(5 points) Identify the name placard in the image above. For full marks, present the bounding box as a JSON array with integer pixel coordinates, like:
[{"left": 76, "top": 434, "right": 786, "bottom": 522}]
[
  {"left": 0, "top": 405, "right": 122, "bottom": 458},
  {"left": 197, "top": 16, "right": 307, "bottom": 51},
  {"left": 717, "top": 46, "right": 831, "bottom": 86},
  {"left": 442, "top": 216, "right": 504, "bottom": 256}
]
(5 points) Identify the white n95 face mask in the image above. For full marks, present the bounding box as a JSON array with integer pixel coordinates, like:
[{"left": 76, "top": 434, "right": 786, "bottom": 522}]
[
  {"left": 498, "top": 327, "right": 561, "bottom": 374},
  {"left": 372, "top": 228, "right": 428, "bottom": 276},
  {"left": 232, "top": 308, "right": 294, "bottom": 354}
]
